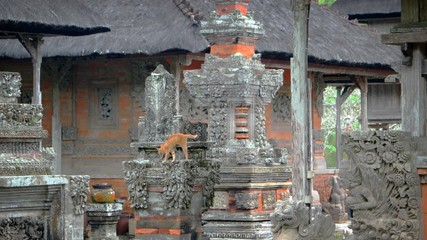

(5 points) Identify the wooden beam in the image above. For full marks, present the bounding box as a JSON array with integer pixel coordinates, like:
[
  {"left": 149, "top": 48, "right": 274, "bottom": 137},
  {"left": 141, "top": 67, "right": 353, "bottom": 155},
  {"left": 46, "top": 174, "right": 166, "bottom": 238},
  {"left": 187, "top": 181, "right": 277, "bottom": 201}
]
[
  {"left": 290, "top": 0, "right": 312, "bottom": 205},
  {"left": 262, "top": 59, "right": 396, "bottom": 77},
  {"left": 18, "top": 35, "right": 44, "bottom": 105},
  {"left": 382, "top": 32, "right": 427, "bottom": 44},
  {"left": 401, "top": 44, "right": 426, "bottom": 136}
]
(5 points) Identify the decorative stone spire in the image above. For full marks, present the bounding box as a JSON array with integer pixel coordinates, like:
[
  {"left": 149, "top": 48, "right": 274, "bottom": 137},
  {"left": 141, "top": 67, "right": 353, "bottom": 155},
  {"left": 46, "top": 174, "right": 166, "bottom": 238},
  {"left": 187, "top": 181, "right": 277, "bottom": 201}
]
[
  {"left": 0, "top": 72, "right": 21, "bottom": 103},
  {"left": 200, "top": 0, "right": 263, "bottom": 59}
]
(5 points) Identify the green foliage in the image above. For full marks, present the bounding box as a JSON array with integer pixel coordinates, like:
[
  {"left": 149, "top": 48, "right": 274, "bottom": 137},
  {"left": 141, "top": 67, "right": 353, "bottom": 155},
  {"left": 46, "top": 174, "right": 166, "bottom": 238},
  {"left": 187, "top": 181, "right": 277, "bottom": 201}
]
[
  {"left": 322, "top": 86, "right": 361, "bottom": 168},
  {"left": 318, "top": 0, "right": 336, "bottom": 6}
]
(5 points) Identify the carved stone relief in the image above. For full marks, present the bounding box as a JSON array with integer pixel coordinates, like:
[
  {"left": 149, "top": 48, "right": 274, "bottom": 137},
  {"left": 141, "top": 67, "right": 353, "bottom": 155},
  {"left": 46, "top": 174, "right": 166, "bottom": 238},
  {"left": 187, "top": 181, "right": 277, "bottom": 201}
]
[
  {"left": 209, "top": 101, "right": 229, "bottom": 146},
  {"left": 61, "top": 126, "right": 77, "bottom": 141},
  {"left": 262, "top": 191, "right": 276, "bottom": 210},
  {"left": 272, "top": 92, "right": 291, "bottom": 122},
  {"left": 323, "top": 176, "right": 348, "bottom": 223},
  {"left": 123, "top": 160, "right": 149, "bottom": 209},
  {"left": 180, "top": 87, "right": 208, "bottom": 121},
  {"left": 141, "top": 64, "right": 176, "bottom": 142},
  {"left": 341, "top": 131, "right": 421, "bottom": 240},
  {"left": 0, "top": 217, "right": 44, "bottom": 239},
  {"left": 254, "top": 102, "right": 268, "bottom": 148},
  {"left": 69, "top": 175, "right": 90, "bottom": 215},
  {"left": 0, "top": 72, "right": 21, "bottom": 98},
  {"left": 235, "top": 192, "right": 259, "bottom": 210},
  {"left": 182, "top": 121, "right": 208, "bottom": 142},
  {"left": 212, "top": 191, "right": 229, "bottom": 210},
  {"left": 89, "top": 81, "right": 118, "bottom": 129},
  {"left": 0, "top": 104, "right": 43, "bottom": 128},
  {"left": 162, "top": 160, "right": 198, "bottom": 209},
  {"left": 202, "top": 161, "right": 221, "bottom": 209}
]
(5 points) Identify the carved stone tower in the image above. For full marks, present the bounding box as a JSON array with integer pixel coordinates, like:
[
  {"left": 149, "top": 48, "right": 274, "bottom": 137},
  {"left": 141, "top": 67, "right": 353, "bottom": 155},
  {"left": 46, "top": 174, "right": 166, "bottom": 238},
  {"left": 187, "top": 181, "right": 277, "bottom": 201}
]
[{"left": 184, "top": 1, "right": 292, "bottom": 238}]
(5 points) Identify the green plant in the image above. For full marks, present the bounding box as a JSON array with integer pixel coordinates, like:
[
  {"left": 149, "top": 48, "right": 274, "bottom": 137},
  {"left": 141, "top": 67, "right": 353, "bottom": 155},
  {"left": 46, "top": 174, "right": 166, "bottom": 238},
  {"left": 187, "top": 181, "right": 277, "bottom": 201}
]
[{"left": 322, "top": 86, "right": 361, "bottom": 168}]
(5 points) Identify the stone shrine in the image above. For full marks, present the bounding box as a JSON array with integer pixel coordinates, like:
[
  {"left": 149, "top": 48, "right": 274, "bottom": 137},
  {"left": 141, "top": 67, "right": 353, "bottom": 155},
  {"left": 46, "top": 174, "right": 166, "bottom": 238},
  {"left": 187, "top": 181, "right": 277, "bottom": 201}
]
[
  {"left": 0, "top": 72, "right": 90, "bottom": 239},
  {"left": 183, "top": 1, "right": 292, "bottom": 238},
  {"left": 123, "top": 65, "right": 219, "bottom": 239}
]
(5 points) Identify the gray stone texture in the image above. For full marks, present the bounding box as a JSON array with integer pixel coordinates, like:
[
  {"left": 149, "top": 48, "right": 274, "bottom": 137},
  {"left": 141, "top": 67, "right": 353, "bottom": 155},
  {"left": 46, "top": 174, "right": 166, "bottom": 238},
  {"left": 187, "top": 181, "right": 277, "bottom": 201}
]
[{"left": 341, "top": 131, "right": 422, "bottom": 240}]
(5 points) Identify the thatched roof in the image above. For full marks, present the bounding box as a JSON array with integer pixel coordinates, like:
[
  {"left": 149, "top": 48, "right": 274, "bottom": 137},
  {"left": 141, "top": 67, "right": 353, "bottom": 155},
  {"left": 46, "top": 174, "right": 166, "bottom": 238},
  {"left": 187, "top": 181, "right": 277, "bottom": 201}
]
[
  {"left": 0, "top": 0, "right": 400, "bottom": 69},
  {"left": 0, "top": 0, "right": 109, "bottom": 38},
  {"left": 331, "top": 0, "right": 401, "bottom": 19}
]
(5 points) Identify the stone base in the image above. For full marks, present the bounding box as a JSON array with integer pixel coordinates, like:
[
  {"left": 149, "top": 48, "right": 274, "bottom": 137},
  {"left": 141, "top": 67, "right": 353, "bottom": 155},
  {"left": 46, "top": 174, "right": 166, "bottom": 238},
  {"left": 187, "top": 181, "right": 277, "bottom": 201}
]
[
  {"left": 202, "top": 221, "right": 273, "bottom": 239},
  {"left": 86, "top": 203, "right": 122, "bottom": 240}
]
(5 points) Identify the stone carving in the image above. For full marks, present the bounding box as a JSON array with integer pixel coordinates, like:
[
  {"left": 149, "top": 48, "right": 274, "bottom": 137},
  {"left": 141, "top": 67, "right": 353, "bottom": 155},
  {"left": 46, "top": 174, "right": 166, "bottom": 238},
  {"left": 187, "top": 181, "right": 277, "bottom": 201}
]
[
  {"left": 0, "top": 72, "right": 21, "bottom": 99},
  {"left": 123, "top": 160, "right": 149, "bottom": 209},
  {"left": 0, "top": 104, "right": 43, "bottom": 128},
  {"left": 98, "top": 88, "right": 113, "bottom": 119},
  {"left": 69, "top": 175, "right": 90, "bottom": 215},
  {"left": 182, "top": 121, "right": 208, "bottom": 142},
  {"left": 262, "top": 191, "right": 276, "bottom": 210},
  {"left": 212, "top": 191, "right": 229, "bottom": 210},
  {"left": 0, "top": 217, "right": 44, "bottom": 239},
  {"left": 162, "top": 160, "right": 198, "bottom": 209},
  {"left": 0, "top": 142, "right": 39, "bottom": 154},
  {"left": 61, "top": 126, "right": 77, "bottom": 141},
  {"left": 209, "top": 101, "right": 228, "bottom": 146},
  {"left": 0, "top": 153, "right": 53, "bottom": 176},
  {"left": 270, "top": 198, "right": 335, "bottom": 240},
  {"left": 202, "top": 161, "right": 221, "bottom": 208},
  {"left": 323, "top": 175, "right": 348, "bottom": 223},
  {"left": 141, "top": 64, "right": 176, "bottom": 142},
  {"left": 341, "top": 131, "right": 421, "bottom": 240},
  {"left": 254, "top": 102, "right": 268, "bottom": 148},
  {"left": 179, "top": 87, "right": 208, "bottom": 121},
  {"left": 235, "top": 193, "right": 259, "bottom": 210},
  {"left": 272, "top": 92, "right": 291, "bottom": 122}
]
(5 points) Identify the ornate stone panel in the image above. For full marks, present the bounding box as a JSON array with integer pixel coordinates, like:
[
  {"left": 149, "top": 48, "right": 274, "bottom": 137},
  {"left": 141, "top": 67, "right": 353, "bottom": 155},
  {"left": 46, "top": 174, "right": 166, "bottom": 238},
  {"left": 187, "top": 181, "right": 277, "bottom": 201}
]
[
  {"left": 69, "top": 175, "right": 90, "bottom": 215},
  {"left": 89, "top": 80, "right": 118, "bottom": 129},
  {"left": 235, "top": 192, "right": 259, "bottom": 210},
  {"left": 202, "top": 161, "right": 221, "bottom": 208},
  {"left": 272, "top": 92, "right": 291, "bottom": 122},
  {"left": 0, "top": 217, "right": 44, "bottom": 239},
  {"left": 262, "top": 191, "right": 276, "bottom": 210},
  {"left": 212, "top": 191, "right": 229, "bottom": 210},
  {"left": 0, "top": 103, "right": 43, "bottom": 128},
  {"left": 123, "top": 160, "right": 149, "bottom": 209},
  {"left": 341, "top": 131, "right": 421, "bottom": 240},
  {"left": 162, "top": 160, "right": 198, "bottom": 209},
  {"left": 0, "top": 72, "right": 21, "bottom": 99},
  {"left": 62, "top": 126, "right": 77, "bottom": 141}
]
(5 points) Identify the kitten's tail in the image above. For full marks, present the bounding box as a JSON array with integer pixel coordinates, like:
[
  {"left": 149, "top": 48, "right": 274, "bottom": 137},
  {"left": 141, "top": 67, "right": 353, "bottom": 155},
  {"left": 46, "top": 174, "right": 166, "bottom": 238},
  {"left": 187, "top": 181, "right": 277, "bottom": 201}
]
[{"left": 185, "top": 134, "right": 198, "bottom": 139}]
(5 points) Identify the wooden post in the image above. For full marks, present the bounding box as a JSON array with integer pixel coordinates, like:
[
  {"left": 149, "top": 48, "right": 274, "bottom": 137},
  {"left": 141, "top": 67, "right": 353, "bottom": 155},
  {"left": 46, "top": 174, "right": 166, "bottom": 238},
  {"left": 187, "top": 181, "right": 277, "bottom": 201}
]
[
  {"left": 290, "top": 0, "right": 311, "bottom": 204},
  {"left": 44, "top": 60, "right": 72, "bottom": 174},
  {"left": 401, "top": 44, "right": 426, "bottom": 137},
  {"left": 355, "top": 76, "right": 368, "bottom": 131},
  {"left": 335, "top": 86, "right": 355, "bottom": 168},
  {"left": 18, "top": 35, "right": 44, "bottom": 105}
]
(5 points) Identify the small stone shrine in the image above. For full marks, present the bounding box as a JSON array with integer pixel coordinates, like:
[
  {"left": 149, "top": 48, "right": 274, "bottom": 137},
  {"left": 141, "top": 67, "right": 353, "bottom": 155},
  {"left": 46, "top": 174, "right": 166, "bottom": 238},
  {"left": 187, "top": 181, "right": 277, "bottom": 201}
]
[
  {"left": 341, "top": 131, "right": 422, "bottom": 239},
  {"left": 183, "top": 1, "right": 292, "bottom": 238},
  {"left": 123, "top": 65, "right": 219, "bottom": 239},
  {"left": 0, "top": 72, "right": 90, "bottom": 239}
]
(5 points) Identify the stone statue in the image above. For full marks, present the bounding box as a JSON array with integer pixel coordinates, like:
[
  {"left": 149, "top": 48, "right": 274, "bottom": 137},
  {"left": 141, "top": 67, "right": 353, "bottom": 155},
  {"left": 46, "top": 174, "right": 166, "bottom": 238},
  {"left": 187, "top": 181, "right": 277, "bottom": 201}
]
[
  {"left": 323, "top": 175, "right": 348, "bottom": 223},
  {"left": 270, "top": 197, "right": 335, "bottom": 240}
]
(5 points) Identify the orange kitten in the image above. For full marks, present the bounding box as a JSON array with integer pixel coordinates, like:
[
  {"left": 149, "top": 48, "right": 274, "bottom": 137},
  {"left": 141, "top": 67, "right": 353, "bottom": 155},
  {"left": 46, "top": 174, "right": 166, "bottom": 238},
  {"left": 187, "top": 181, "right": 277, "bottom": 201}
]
[{"left": 157, "top": 133, "right": 198, "bottom": 162}]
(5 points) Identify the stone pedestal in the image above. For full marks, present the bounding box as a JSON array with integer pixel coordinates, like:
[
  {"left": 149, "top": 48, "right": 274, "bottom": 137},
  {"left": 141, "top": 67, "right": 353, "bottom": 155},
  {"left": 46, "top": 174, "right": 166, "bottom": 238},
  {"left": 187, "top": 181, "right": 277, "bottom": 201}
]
[
  {"left": 86, "top": 203, "right": 123, "bottom": 240},
  {"left": 124, "top": 158, "right": 219, "bottom": 239},
  {"left": 0, "top": 72, "right": 90, "bottom": 239}
]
